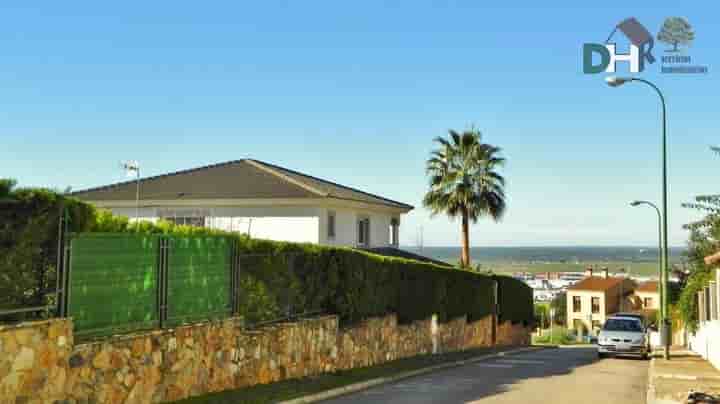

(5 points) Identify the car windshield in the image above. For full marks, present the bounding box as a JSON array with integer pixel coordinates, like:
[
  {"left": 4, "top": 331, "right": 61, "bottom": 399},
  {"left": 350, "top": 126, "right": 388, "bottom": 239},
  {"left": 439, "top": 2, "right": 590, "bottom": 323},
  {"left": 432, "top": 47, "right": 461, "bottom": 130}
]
[{"left": 603, "top": 318, "right": 643, "bottom": 332}]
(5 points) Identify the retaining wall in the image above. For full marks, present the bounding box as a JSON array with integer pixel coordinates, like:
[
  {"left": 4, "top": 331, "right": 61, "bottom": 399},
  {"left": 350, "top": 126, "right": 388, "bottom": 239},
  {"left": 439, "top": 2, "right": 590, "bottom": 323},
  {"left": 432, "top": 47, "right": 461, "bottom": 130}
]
[{"left": 1, "top": 314, "right": 530, "bottom": 404}]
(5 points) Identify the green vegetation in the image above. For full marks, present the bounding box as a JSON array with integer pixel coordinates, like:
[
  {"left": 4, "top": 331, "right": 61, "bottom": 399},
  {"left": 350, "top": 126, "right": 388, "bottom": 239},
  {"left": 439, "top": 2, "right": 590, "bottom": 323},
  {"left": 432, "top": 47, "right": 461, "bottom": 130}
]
[
  {"left": 173, "top": 346, "right": 509, "bottom": 404},
  {"left": 423, "top": 129, "right": 506, "bottom": 267},
  {"left": 676, "top": 147, "right": 720, "bottom": 331},
  {"left": 0, "top": 179, "right": 95, "bottom": 318},
  {"left": 2, "top": 180, "right": 534, "bottom": 331},
  {"left": 532, "top": 326, "right": 578, "bottom": 345},
  {"left": 483, "top": 261, "right": 663, "bottom": 277}
]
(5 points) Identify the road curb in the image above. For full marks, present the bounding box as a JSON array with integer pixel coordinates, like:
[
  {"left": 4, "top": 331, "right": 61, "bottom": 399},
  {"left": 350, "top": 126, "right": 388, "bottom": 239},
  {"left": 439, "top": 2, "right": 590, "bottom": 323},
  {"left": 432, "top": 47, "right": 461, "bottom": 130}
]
[
  {"left": 646, "top": 354, "right": 656, "bottom": 404},
  {"left": 279, "top": 346, "right": 548, "bottom": 404}
]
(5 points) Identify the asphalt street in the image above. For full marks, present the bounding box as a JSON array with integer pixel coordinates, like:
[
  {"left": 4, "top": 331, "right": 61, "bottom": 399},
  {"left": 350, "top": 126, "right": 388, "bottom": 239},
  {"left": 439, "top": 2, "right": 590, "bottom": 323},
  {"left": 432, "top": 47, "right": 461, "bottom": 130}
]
[{"left": 323, "top": 347, "right": 649, "bottom": 404}]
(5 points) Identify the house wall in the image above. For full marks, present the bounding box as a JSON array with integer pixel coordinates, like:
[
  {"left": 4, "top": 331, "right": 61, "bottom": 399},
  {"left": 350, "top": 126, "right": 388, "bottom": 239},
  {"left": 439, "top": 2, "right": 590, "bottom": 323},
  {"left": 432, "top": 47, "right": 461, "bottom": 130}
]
[
  {"left": 317, "top": 207, "right": 397, "bottom": 248},
  {"left": 566, "top": 290, "right": 605, "bottom": 334},
  {"left": 690, "top": 269, "right": 720, "bottom": 371},
  {"left": 565, "top": 278, "right": 637, "bottom": 334},
  {"left": 106, "top": 205, "right": 400, "bottom": 248},
  {"left": 634, "top": 291, "right": 659, "bottom": 310},
  {"left": 109, "top": 206, "right": 323, "bottom": 244}
]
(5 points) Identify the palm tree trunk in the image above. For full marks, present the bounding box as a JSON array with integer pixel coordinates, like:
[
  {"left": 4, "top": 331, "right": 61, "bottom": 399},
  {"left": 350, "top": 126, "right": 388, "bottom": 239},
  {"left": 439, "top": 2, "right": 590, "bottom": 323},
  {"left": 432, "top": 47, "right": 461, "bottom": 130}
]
[{"left": 461, "top": 210, "right": 470, "bottom": 267}]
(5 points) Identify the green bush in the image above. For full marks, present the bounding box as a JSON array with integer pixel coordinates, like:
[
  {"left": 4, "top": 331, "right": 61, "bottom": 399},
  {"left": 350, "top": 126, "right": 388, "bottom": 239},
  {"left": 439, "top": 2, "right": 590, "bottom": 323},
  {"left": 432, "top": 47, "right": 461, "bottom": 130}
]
[
  {"left": 0, "top": 180, "right": 95, "bottom": 317},
  {"left": 495, "top": 275, "right": 533, "bottom": 325},
  {"left": 532, "top": 326, "right": 577, "bottom": 345}
]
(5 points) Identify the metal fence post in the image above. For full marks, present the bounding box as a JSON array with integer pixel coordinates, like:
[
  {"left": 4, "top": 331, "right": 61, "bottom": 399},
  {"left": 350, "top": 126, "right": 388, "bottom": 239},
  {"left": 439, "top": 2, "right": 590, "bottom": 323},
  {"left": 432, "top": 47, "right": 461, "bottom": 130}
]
[
  {"left": 158, "top": 237, "right": 169, "bottom": 328},
  {"left": 61, "top": 237, "right": 73, "bottom": 318},
  {"left": 230, "top": 240, "right": 239, "bottom": 316},
  {"left": 55, "top": 210, "right": 65, "bottom": 317}
]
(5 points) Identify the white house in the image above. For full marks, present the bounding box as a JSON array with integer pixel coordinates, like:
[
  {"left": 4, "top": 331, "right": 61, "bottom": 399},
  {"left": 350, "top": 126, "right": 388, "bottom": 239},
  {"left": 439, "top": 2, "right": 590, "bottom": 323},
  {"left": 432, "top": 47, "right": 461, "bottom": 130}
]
[{"left": 73, "top": 159, "right": 413, "bottom": 248}]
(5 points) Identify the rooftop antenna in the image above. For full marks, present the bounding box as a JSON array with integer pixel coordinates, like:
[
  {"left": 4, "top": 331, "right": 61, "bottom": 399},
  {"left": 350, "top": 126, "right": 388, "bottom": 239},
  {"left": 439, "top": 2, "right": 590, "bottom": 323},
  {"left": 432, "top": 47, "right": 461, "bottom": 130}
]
[{"left": 120, "top": 160, "right": 141, "bottom": 229}]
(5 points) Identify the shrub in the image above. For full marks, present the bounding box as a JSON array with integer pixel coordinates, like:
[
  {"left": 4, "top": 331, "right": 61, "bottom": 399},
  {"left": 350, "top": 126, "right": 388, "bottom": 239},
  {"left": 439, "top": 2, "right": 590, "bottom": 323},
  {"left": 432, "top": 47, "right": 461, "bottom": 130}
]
[
  {"left": 0, "top": 181, "right": 95, "bottom": 317},
  {"left": 495, "top": 275, "right": 534, "bottom": 325}
]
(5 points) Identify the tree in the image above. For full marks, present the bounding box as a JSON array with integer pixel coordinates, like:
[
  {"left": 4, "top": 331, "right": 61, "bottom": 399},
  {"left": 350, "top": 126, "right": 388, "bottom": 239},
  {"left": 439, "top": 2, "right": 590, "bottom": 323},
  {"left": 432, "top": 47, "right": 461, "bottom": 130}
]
[
  {"left": 550, "top": 292, "right": 567, "bottom": 326},
  {"left": 423, "top": 129, "right": 506, "bottom": 267},
  {"left": 676, "top": 147, "right": 720, "bottom": 330},
  {"left": 534, "top": 304, "right": 549, "bottom": 329},
  {"left": 657, "top": 17, "right": 695, "bottom": 53}
]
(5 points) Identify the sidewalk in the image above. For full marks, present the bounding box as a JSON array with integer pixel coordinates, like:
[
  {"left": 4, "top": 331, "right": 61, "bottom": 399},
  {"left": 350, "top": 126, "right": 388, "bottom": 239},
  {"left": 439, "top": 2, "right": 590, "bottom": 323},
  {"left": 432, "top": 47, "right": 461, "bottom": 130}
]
[{"left": 648, "top": 347, "right": 720, "bottom": 403}]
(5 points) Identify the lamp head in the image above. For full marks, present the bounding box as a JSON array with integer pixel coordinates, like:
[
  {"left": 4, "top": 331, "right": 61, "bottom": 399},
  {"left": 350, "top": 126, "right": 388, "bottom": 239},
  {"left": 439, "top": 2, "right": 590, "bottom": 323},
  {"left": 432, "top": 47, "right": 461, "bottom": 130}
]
[
  {"left": 605, "top": 76, "right": 632, "bottom": 87},
  {"left": 630, "top": 201, "right": 642, "bottom": 207}
]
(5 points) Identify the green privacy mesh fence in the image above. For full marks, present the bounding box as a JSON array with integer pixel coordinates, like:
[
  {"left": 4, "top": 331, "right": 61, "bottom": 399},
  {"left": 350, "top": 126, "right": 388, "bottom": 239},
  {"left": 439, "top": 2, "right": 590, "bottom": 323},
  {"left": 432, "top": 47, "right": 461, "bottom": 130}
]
[
  {"left": 68, "top": 234, "right": 160, "bottom": 337},
  {"left": 64, "top": 233, "right": 533, "bottom": 339},
  {"left": 165, "top": 236, "right": 232, "bottom": 326}
]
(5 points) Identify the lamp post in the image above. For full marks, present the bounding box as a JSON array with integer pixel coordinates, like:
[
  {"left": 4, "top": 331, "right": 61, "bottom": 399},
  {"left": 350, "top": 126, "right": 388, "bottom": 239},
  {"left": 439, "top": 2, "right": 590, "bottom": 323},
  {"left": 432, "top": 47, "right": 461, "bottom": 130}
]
[
  {"left": 608, "top": 76, "right": 670, "bottom": 360},
  {"left": 121, "top": 161, "right": 141, "bottom": 228},
  {"left": 630, "top": 200, "right": 664, "bottom": 332}
]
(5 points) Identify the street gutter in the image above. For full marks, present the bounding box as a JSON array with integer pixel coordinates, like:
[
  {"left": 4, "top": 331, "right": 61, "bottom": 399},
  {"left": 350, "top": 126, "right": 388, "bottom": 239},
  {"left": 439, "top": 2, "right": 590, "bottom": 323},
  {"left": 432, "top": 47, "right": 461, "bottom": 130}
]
[{"left": 279, "top": 345, "right": 550, "bottom": 404}]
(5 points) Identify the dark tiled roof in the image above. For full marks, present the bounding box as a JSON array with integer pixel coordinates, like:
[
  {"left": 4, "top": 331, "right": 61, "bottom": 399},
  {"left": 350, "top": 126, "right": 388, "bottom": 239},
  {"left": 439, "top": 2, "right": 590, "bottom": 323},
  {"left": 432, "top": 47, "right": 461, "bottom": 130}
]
[
  {"left": 72, "top": 159, "right": 413, "bottom": 210},
  {"left": 567, "top": 276, "right": 626, "bottom": 292},
  {"left": 636, "top": 281, "right": 659, "bottom": 293},
  {"left": 360, "top": 247, "right": 452, "bottom": 267}
]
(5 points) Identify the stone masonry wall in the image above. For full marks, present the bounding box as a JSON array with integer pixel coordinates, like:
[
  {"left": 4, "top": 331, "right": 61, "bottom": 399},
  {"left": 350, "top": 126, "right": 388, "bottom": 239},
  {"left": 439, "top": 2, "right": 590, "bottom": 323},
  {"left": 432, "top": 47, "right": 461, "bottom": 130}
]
[
  {"left": 0, "top": 319, "right": 73, "bottom": 404},
  {"left": 1, "top": 314, "right": 529, "bottom": 404}
]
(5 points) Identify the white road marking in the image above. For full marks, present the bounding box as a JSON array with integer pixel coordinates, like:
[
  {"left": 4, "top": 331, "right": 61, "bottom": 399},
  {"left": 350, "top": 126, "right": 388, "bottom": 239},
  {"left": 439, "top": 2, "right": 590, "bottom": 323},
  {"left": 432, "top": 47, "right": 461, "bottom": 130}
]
[
  {"left": 473, "top": 363, "right": 514, "bottom": 368},
  {"left": 497, "top": 359, "right": 546, "bottom": 365}
]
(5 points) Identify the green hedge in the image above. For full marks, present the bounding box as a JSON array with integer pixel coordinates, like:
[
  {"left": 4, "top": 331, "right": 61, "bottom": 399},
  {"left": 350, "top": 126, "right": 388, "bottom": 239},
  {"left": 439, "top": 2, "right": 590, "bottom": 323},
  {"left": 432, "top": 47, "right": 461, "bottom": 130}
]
[
  {"left": 495, "top": 275, "right": 533, "bottom": 326},
  {"left": 0, "top": 180, "right": 95, "bottom": 318},
  {"left": 2, "top": 180, "right": 533, "bottom": 328}
]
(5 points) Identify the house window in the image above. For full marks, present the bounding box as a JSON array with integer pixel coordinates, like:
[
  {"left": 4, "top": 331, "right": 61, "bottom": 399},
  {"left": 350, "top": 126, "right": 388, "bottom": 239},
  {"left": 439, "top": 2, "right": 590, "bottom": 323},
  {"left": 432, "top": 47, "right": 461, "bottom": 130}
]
[
  {"left": 644, "top": 297, "right": 653, "bottom": 308},
  {"left": 390, "top": 218, "right": 399, "bottom": 246},
  {"left": 591, "top": 297, "right": 600, "bottom": 314},
  {"left": 165, "top": 216, "right": 205, "bottom": 227},
  {"left": 327, "top": 211, "right": 336, "bottom": 239},
  {"left": 573, "top": 296, "right": 581, "bottom": 313},
  {"left": 357, "top": 218, "right": 370, "bottom": 247},
  {"left": 158, "top": 209, "right": 208, "bottom": 228}
]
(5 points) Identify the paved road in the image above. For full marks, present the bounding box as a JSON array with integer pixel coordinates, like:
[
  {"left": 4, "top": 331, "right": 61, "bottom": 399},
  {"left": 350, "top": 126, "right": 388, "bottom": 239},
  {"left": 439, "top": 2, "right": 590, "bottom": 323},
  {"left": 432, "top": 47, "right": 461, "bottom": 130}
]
[{"left": 324, "top": 347, "right": 648, "bottom": 404}]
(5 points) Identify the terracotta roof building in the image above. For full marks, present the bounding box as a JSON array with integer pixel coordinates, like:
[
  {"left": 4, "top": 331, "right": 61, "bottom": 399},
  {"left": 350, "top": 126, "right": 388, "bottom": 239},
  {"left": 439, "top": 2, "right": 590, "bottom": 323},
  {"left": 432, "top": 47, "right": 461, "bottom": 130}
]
[{"left": 565, "top": 267, "right": 636, "bottom": 334}]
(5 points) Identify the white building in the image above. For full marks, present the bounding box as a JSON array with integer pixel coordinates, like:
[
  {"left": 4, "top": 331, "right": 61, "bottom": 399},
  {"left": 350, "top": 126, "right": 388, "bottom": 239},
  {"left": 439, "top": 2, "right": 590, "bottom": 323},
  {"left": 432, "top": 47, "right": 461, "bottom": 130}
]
[{"left": 74, "top": 159, "right": 413, "bottom": 248}]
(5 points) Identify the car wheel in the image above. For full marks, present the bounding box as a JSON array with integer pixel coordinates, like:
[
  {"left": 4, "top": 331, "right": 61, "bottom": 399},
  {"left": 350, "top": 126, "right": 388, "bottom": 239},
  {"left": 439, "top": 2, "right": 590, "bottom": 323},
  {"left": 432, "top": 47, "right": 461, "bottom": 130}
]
[
  {"left": 642, "top": 353, "right": 649, "bottom": 360},
  {"left": 598, "top": 352, "right": 606, "bottom": 359}
]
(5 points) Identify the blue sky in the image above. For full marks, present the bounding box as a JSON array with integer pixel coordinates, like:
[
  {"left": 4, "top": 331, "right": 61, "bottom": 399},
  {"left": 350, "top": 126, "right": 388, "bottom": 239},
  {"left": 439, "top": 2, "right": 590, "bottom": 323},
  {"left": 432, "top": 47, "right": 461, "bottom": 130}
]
[{"left": 2, "top": 2, "right": 718, "bottom": 247}]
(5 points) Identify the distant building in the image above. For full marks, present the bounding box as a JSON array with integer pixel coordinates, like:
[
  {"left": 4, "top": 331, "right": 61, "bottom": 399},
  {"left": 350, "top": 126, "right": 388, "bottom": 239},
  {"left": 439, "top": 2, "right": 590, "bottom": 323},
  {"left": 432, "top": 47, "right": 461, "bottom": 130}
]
[
  {"left": 632, "top": 281, "right": 660, "bottom": 311},
  {"left": 565, "top": 267, "right": 635, "bottom": 335}
]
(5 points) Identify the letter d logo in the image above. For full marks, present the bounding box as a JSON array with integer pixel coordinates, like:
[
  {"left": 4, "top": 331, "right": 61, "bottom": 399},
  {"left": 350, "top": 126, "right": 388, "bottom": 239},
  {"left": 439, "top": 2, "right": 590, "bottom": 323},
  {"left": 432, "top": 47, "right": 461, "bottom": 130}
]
[{"left": 583, "top": 44, "right": 610, "bottom": 74}]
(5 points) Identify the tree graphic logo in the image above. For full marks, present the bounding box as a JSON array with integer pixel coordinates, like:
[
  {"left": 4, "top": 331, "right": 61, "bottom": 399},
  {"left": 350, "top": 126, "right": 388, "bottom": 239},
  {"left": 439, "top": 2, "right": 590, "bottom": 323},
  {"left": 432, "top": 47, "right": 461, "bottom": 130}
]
[{"left": 657, "top": 17, "right": 695, "bottom": 53}]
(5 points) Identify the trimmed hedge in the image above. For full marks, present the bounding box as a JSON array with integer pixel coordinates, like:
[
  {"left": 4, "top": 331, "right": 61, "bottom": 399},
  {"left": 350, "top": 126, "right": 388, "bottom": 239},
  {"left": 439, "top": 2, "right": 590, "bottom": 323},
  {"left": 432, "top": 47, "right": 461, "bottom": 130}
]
[
  {"left": 0, "top": 180, "right": 95, "bottom": 317},
  {"left": 494, "top": 275, "right": 534, "bottom": 326},
  {"left": 226, "top": 236, "right": 498, "bottom": 325}
]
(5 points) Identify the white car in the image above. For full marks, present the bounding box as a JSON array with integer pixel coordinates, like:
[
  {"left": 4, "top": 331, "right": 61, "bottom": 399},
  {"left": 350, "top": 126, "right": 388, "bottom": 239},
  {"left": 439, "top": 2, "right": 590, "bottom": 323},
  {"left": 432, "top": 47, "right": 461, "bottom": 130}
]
[{"left": 597, "top": 315, "right": 649, "bottom": 360}]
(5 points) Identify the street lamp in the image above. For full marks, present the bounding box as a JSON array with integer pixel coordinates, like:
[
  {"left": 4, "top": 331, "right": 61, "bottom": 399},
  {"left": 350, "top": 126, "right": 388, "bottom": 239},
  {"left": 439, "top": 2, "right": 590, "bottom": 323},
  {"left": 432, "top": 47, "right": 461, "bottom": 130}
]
[
  {"left": 630, "top": 200, "right": 664, "bottom": 331},
  {"left": 608, "top": 76, "right": 670, "bottom": 360},
  {"left": 121, "top": 161, "right": 141, "bottom": 228}
]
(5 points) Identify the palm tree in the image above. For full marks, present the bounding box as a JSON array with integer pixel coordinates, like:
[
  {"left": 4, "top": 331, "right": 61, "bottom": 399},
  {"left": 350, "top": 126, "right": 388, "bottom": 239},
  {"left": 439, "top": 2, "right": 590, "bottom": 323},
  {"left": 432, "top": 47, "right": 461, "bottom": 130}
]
[{"left": 423, "top": 129, "right": 506, "bottom": 267}]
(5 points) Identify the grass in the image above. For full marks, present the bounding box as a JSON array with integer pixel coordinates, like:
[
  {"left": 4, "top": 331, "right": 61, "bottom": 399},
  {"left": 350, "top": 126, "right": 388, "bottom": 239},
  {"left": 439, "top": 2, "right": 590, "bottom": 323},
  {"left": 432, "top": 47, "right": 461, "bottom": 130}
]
[
  {"left": 487, "top": 261, "right": 662, "bottom": 277},
  {"left": 173, "top": 345, "right": 519, "bottom": 404},
  {"left": 532, "top": 326, "right": 581, "bottom": 345}
]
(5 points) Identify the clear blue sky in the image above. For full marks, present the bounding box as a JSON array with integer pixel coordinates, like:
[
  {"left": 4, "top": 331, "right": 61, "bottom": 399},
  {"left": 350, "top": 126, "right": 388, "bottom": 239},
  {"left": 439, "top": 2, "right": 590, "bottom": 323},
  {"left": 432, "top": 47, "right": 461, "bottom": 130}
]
[{"left": 2, "top": 2, "right": 718, "bottom": 247}]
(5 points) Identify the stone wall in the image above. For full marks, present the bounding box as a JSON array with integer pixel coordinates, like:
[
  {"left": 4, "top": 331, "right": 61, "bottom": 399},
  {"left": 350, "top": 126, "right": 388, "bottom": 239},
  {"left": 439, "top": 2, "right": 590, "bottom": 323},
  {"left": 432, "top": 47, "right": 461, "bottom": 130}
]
[
  {"left": 0, "top": 314, "right": 530, "bottom": 404},
  {"left": 0, "top": 319, "right": 73, "bottom": 404}
]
